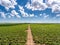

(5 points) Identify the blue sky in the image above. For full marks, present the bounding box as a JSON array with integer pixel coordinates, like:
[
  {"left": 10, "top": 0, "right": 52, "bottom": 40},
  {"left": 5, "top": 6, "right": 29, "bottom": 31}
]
[{"left": 0, "top": 0, "right": 60, "bottom": 23}]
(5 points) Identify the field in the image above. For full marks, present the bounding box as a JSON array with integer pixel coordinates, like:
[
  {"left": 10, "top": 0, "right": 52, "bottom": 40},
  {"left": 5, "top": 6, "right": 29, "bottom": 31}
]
[
  {"left": 0, "top": 24, "right": 28, "bottom": 45},
  {"left": 31, "top": 24, "right": 60, "bottom": 45},
  {"left": 0, "top": 23, "right": 60, "bottom": 45}
]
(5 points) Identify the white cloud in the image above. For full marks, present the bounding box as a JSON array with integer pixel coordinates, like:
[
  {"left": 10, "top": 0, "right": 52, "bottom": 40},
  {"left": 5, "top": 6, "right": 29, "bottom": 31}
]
[
  {"left": 25, "top": 0, "right": 60, "bottom": 13},
  {"left": 0, "top": 12, "right": 6, "bottom": 18},
  {"left": 40, "top": 14, "right": 43, "bottom": 16},
  {"left": 44, "top": 15, "right": 49, "bottom": 18},
  {"left": 52, "top": 4, "right": 60, "bottom": 13},
  {"left": 19, "top": 5, "right": 35, "bottom": 17},
  {"left": 0, "top": 0, "right": 17, "bottom": 10},
  {"left": 45, "top": 0, "right": 60, "bottom": 13},
  {"left": 29, "top": 14, "right": 34, "bottom": 17},
  {"left": 18, "top": 5, "right": 29, "bottom": 17},
  {"left": 0, "top": 10, "right": 21, "bottom": 19},
  {"left": 46, "top": 0, "right": 60, "bottom": 5},
  {"left": 42, "top": 13, "right": 49, "bottom": 18},
  {"left": 25, "top": 0, "right": 47, "bottom": 11},
  {"left": 40, "top": 13, "right": 49, "bottom": 18},
  {"left": 56, "top": 14, "right": 60, "bottom": 17},
  {"left": 11, "top": 10, "right": 18, "bottom": 15},
  {"left": 15, "top": 14, "right": 21, "bottom": 18},
  {"left": 19, "top": 9, "right": 29, "bottom": 17},
  {"left": 11, "top": 10, "right": 21, "bottom": 18},
  {"left": 18, "top": 5, "right": 24, "bottom": 11},
  {"left": 31, "top": 0, "right": 43, "bottom": 3}
]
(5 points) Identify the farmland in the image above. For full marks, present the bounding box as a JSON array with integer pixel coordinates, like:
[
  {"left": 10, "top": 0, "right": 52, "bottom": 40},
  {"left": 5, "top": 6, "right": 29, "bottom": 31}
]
[
  {"left": 0, "top": 23, "right": 60, "bottom": 45},
  {"left": 31, "top": 24, "right": 60, "bottom": 45},
  {"left": 0, "top": 24, "right": 28, "bottom": 45}
]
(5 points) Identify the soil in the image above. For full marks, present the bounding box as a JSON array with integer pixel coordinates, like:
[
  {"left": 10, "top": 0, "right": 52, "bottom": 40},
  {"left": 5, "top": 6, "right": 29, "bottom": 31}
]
[{"left": 26, "top": 24, "right": 35, "bottom": 45}]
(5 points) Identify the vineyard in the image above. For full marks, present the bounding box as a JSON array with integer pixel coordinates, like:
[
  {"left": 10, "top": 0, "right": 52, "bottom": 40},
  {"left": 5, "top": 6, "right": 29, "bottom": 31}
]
[
  {"left": 31, "top": 24, "right": 60, "bottom": 45},
  {"left": 0, "top": 24, "right": 27, "bottom": 45}
]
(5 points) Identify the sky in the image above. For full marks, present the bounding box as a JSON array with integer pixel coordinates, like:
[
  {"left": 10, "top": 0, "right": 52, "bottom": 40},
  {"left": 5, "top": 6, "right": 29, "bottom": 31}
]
[{"left": 0, "top": 0, "right": 60, "bottom": 23}]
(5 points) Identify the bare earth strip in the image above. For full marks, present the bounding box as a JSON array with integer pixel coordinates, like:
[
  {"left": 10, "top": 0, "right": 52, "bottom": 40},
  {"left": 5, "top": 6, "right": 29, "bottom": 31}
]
[{"left": 26, "top": 24, "right": 35, "bottom": 45}]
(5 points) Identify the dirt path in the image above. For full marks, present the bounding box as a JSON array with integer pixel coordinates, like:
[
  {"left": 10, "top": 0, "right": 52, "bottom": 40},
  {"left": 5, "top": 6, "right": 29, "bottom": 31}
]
[{"left": 26, "top": 24, "right": 35, "bottom": 45}]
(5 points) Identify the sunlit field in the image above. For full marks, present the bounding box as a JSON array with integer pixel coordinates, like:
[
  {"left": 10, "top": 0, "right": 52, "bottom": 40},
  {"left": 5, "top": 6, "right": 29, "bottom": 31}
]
[
  {"left": 0, "top": 24, "right": 28, "bottom": 45},
  {"left": 31, "top": 24, "right": 60, "bottom": 45},
  {"left": 0, "top": 23, "right": 60, "bottom": 45}
]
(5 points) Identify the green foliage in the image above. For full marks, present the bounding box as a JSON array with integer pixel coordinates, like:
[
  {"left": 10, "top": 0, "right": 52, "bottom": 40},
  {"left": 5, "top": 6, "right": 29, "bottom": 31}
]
[
  {"left": 31, "top": 24, "right": 60, "bottom": 45},
  {"left": 0, "top": 24, "right": 27, "bottom": 45}
]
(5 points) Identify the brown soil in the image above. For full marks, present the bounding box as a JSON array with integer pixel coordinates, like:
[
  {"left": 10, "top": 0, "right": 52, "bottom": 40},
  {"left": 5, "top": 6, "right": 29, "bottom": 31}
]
[{"left": 26, "top": 24, "right": 35, "bottom": 45}]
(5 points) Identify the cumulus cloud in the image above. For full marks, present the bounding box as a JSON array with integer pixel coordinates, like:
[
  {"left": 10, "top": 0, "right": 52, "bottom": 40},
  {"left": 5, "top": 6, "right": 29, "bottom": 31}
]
[
  {"left": 18, "top": 5, "right": 24, "bottom": 11},
  {"left": 0, "top": 0, "right": 17, "bottom": 10},
  {"left": 25, "top": 0, "right": 47, "bottom": 11},
  {"left": 19, "top": 5, "right": 35, "bottom": 17},
  {"left": 25, "top": 0, "right": 60, "bottom": 13},
  {"left": 11, "top": 10, "right": 21, "bottom": 18},
  {"left": 52, "top": 4, "right": 60, "bottom": 13},
  {"left": 0, "top": 10, "right": 21, "bottom": 19},
  {"left": 0, "top": 12, "right": 6, "bottom": 18},
  {"left": 46, "top": 0, "right": 60, "bottom": 13},
  {"left": 18, "top": 5, "right": 29, "bottom": 17}
]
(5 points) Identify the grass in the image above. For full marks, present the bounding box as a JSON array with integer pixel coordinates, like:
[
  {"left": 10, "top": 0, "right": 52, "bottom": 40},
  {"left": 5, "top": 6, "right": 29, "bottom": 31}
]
[
  {"left": 30, "top": 24, "right": 60, "bottom": 45},
  {"left": 0, "top": 23, "right": 28, "bottom": 45}
]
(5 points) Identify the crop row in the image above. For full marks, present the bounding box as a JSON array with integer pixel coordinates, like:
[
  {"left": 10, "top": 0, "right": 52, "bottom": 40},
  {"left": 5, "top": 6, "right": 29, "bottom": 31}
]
[
  {"left": 31, "top": 24, "right": 60, "bottom": 45},
  {"left": 0, "top": 24, "right": 28, "bottom": 45}
]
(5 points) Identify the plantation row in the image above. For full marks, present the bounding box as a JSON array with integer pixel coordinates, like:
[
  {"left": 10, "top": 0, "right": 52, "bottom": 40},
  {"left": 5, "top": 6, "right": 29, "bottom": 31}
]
[
  {"left": 31, "top": 24, "right": 60, "bottom": 45},
  {"left": 0, "top": 24, "right": 28, "bottom": 45}
]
